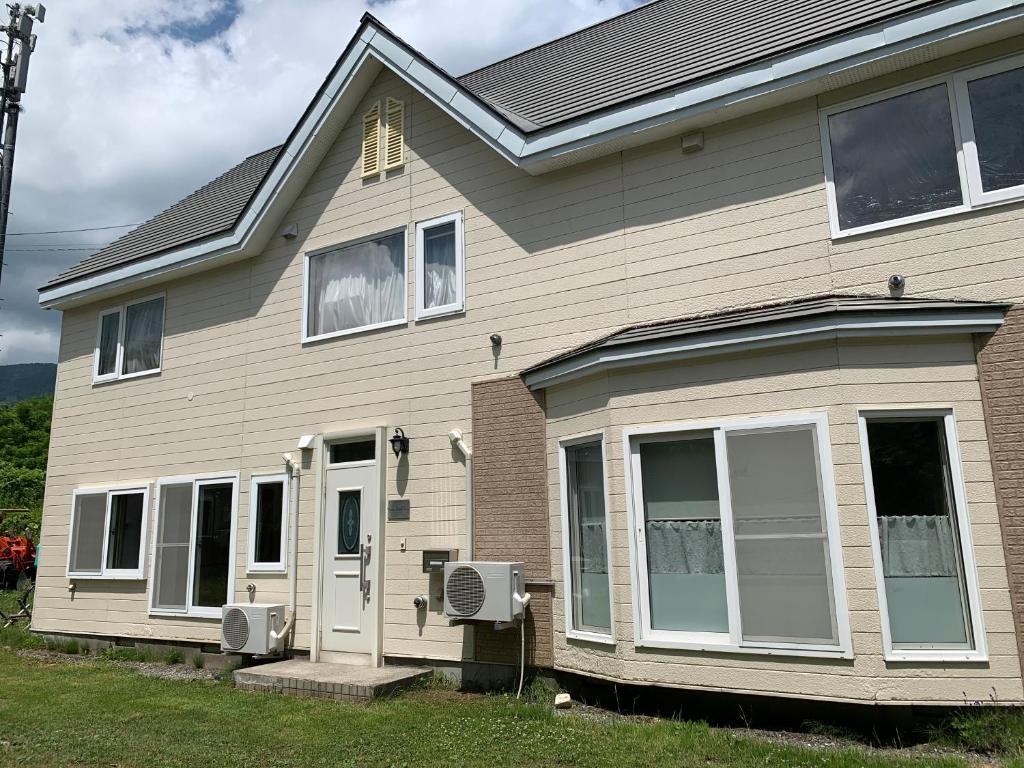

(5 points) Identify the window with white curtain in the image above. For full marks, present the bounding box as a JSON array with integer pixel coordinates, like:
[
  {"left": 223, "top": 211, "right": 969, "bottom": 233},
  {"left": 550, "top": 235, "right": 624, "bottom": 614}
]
[
  {"left": 415, "top": 211, "right": 464, "bottom": 319},
  {"left": 304, "top": 230, "right": 407, "bottom": 341},
  {"left": 859, "top": 411, "right": 986, "bottom": 661},
  {"left": 93, "top": 295, "right": 165, "bottom": 383},
  {"left": 561, "top": 438, "right": 613, "bottom": 639},
  {"left": 151, "top": 475, "right": 238, "bottom": 617},
  {"left": 627, "top": 414, "right": 850, "bottom": 656},
  {"left": 821, "top": 54, "right": 1024, "bottom": 236},
  {"left": 67, "top": 486, "right": 149, "bottom": 579}
]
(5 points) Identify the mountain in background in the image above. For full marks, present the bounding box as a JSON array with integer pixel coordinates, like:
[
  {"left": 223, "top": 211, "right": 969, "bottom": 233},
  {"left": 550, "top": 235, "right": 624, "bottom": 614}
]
[{"left": 0, "top": 363, "right": 57, "bottom": 402}]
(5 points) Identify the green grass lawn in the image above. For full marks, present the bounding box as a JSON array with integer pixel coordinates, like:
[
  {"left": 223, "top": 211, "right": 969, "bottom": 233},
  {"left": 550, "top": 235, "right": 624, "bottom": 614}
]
[{"left": 0, "top": 648, "right": 982, "bottom": 768}]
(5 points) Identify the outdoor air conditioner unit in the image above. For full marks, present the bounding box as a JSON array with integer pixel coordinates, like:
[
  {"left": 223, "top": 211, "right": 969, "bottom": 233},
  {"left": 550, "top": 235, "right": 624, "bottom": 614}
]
[
  {"left": 443, "top": 561, "right": 527, "bottom": 623},
  {"left": 221, "top": 603, "right": 286, "bottom": 655}
]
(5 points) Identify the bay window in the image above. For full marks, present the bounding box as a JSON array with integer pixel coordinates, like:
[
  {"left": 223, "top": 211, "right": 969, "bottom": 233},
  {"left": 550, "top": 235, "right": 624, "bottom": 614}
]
[
  {"left": 627, "top": 414, "right": 850, "bottom": 656},
  {"left": 93, "top": 295, "right": 165, "bottom": 382},
  {"left": 859, "top": 411, "right": 986, "bottom": 661},
  {"left": 303, "top": 229, "right": 407, "bottom": 341},
  {"left": 821, "top": 54, "right": 1024, "bottom": 236},
  {"left": 67, "top": 486, "right": 149, "bottom": 579},
  {"left": 560, "top": 436, "right": 613, "bottom": 641},
  {"left": 151, "top": 474, "right": 238, "bottom": 617}
]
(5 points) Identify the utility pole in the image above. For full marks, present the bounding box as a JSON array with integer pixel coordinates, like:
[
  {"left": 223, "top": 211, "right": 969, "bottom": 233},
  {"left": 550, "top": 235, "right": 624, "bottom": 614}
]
[{"left": 0, "top": 2, "right": 44, "bottom": 295}]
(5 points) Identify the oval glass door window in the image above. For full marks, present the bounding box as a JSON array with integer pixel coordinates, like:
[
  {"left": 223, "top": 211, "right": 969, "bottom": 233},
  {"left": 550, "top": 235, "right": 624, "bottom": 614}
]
[{"left": 338, "top": 490, "right": 361, "bottom": 555}]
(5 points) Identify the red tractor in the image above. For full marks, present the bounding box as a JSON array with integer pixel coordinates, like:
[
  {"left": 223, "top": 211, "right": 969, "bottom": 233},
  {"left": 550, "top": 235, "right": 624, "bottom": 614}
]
[{"left": 0, "top": 509, "right": 37, "bottom": 587}]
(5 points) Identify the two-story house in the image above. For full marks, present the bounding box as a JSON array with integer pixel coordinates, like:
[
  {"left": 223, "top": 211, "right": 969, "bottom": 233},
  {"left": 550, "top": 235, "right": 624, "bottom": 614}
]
[{"left": 33, "top": 0, "right": 1024, "bottom": 708}]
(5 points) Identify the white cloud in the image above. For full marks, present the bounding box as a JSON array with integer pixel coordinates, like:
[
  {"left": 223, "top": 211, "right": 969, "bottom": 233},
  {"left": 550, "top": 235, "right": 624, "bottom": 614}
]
[{"left": 0, "top": 0, "right": 636, "bottom": 364}]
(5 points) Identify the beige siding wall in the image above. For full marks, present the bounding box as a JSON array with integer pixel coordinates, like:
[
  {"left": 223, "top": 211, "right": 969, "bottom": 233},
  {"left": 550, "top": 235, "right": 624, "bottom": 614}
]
[
  {"left": 33, "top": 33, "right": 1024, "bottom": 697},
  {"left": 546, "top": 337, "right": 1022, "bottom": 704}
]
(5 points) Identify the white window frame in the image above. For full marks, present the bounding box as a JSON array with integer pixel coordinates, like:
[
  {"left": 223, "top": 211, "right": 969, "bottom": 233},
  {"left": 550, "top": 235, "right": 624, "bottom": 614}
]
[
  {"left": 92, "top": 293, "right": 166, "bottom": 384},
  {"left": 246, "top": 473, "right": 289, "bottom": 574},
  {"left": 66, "top": 484, "right": 151, "bottom": 580},
  {"left": 623, "top": 412, "right": 853, "bottom": 659},
  {"left": 301, "top": 227, "right": 408, "bottom": 344},
  {"left": 148, "top": 471, "right": 239, "bottom": 619},
  {"left": 414, "top": 211, "right": 465, "bottom": 320},
  {"left": 857, "top": 408, "right": 988, "bottom": 663},
  {"left": 820, "top": 53, "right": 1024, "bottom": 238},
  {"left": 558, "top": 432, "right": 616, "bottom": 645}
]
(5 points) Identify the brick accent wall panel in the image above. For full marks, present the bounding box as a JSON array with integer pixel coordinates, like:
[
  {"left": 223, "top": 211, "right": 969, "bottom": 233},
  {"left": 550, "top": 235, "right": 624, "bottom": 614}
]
[
  {"left": 471, "top": 377, "right": 553, "bottom": 667},
  {"left": 978, "top": 307, "right": 1024, "bottom": 676}
]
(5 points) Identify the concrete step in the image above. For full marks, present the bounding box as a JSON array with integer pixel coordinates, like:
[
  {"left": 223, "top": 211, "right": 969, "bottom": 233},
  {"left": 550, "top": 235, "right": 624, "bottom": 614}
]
[{"left": 234, "top": 659, "right": 430, "bottom": 702}]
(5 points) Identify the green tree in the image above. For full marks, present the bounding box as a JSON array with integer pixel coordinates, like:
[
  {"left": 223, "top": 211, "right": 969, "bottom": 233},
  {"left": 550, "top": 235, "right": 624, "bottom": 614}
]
[{"left": 0, "top": 395, "right": 52, "bottom": 538}]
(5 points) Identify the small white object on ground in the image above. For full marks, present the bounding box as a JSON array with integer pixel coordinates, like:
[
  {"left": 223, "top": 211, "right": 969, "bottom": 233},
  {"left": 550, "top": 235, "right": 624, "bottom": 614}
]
[{"left": 554, "top": 692, "right": 572, "bottom": 709}]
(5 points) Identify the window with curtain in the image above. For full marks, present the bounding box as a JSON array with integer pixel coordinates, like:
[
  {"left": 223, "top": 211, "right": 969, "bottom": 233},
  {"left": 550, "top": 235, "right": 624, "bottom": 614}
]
[
  {"left": 67, "top": 487, "right": 148, "bottom": 579},
  {"left": 248, "top": 475, "right": 288, "bottom": 573},
  {"left": 822, "top": 57, "right": 1024, "bottom": 235},
  {"left": 631, "top": 416, "right": 845, "bottom": 652},
  {"left": 415, "top": 212, "right": 464, "bottom": 319},
  {"left": 564, "top": 440, "right": 612, "bottom": 635},
  {"left": 306, "top": 230, "right": 406, "bottom": 339},
  {"left": 93, "top": 296, "right": 165, "bottom": 382},
  {"left": 863, "top": 415, "right": 975, "bottom": 650},
  {"left": 151, "top": 476, "right": 237, "bottom": 616}
]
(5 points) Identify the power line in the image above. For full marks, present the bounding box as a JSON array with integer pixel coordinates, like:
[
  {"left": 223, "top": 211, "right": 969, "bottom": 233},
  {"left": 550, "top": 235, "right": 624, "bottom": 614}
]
[{"left": 8, "top": 222, "right": 138, "bottom": 236}]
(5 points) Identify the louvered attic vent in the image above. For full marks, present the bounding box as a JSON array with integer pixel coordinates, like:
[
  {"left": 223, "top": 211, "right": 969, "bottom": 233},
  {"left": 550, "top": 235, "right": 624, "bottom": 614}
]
[{"left": 361, "top": 98, "right": 405, "bottom": 178}]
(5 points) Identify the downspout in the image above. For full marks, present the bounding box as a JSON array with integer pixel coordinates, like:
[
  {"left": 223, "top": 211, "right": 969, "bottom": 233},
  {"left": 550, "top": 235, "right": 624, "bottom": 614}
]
[
  {"left": 271, "top": 452, "right": 300, "bottom": 652},
  {"left": 448, "top": 430, "right": 473, "bottom": 559}
]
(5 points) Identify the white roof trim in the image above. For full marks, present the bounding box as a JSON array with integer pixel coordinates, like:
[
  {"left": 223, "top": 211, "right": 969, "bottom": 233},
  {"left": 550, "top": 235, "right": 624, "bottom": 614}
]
[
  {"left": 39, "top": 0, "right": 1024, "bottom": 308},
  {"left": 522, "top": 308, "right": 1007, "bottom": 390}
]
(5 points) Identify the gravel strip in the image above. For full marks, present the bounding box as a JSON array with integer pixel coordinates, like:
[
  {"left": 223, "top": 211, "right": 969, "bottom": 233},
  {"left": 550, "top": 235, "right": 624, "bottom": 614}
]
[{"left": 16, "top": 648, "right": 217, "bottom": 682}]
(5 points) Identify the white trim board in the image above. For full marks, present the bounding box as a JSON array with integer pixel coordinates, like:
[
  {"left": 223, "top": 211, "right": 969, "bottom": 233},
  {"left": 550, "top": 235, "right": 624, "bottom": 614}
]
[{"left": 38, "top": 0, "right": 1024, "bottom": 310}]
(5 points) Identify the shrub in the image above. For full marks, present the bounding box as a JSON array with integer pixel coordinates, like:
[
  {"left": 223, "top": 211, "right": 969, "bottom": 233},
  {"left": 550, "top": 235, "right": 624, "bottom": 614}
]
[{"left": 931, "top": 708, "right": 1024, "bottom": 756}]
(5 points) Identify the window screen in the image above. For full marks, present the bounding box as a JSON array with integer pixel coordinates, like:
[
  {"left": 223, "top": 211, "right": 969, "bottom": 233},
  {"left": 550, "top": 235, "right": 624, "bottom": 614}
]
[
  {"left": 253, "top": 481, "right": 285, "bottom": 565},
  {"left": 153, "top": 484, "right": 193, "bottom": 611},
  {"left": 106, "top": 492, "right": 144, "bottom": 571},
  {"left": 565, "top": 442, "right": 611, "bottom": 634},
  {"left": 727, "top": 426, "right": 838, "bottom": 645},
  {"left": 69, "top": 493, "right": 107, "bottom": 574},
  {"left": 307, "top": 231, "right": 405, "bottom": 338},
  {"left": 827, "top": 84, "right": 963, "bottom": 229},
  {"left": 866, "top": 417, "right": 972, "bottom": 648},
  {"left": 193, "top": 483, "right": 234, "bottom": 608},
  {"left": 639, "top": 436, "right": 727, "bottom": 634}
]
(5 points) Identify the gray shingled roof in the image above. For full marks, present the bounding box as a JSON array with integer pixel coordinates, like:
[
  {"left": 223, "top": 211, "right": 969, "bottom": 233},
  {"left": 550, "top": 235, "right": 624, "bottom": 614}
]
[
  {"left": 521, "top": 295, "right": 1011, "bottom": 383},
  {"left": 46, "top": 145, "right": 282, "bottom": 287},
  {"left": 47, "top": 0, "right": 952, "bottom": 289},
  {"left": 460, "top": 0, "right": 949, "bottom": 128}
]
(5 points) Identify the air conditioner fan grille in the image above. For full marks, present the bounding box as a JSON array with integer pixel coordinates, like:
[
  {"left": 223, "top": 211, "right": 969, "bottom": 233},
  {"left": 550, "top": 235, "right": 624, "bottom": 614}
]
[
  {"left": 447, "top": 566, "right": 485, "bottom": 616},
  {"left": 222, "top": 607, "right": 250, "bottom": 651}
]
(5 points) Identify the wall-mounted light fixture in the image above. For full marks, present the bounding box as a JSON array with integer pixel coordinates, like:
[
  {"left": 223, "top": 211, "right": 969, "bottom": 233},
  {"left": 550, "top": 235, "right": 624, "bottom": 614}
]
[{"left": 389, "top": 427, "right": 409, "bottom": 458}]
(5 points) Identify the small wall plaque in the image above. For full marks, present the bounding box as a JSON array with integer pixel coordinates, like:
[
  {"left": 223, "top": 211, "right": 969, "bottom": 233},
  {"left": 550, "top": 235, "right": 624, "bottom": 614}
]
[{"left": 387, "top": 499, "right": 411, "bottom": 521}]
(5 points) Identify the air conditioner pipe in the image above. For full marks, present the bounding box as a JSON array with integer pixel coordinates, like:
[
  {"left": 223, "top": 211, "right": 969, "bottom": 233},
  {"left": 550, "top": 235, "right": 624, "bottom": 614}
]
[
  {"left": 271, "top": 452, "right": 300, "bottom": 652},
  {"left": 448, "top": 429, "right": 473, "bottom": 559}
]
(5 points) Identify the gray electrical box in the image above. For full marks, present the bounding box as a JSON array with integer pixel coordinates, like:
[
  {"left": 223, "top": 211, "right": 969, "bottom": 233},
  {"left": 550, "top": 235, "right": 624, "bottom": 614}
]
[{"left": 422, "top": 549, "right": 458, "bottom": 573}]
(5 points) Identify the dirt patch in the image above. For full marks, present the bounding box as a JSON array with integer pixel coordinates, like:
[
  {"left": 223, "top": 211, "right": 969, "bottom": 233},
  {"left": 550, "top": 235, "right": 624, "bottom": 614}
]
[{"left": 16, "top": 648, "right": 218, "bottom": 682}]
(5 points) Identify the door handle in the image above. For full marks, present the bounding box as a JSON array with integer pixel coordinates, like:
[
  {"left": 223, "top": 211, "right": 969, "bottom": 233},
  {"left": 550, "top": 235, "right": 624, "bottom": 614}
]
[{"left": 359, "top": 542, "right": 372, "bottom": 600}]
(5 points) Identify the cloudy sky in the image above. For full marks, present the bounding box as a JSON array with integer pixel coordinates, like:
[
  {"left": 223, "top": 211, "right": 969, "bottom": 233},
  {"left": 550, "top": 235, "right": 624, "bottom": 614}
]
[{"left": 0, "top": 0, "right": 638, "bottom": 364}]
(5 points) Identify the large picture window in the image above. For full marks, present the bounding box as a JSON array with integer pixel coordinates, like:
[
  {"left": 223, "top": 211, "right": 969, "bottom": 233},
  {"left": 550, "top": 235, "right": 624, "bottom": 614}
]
[
  {"left": 821, "top": 55, "right": 1024, "bottom": 236},
  {"left": 627, "top": 414, "right": 850, "bottom": 656},
  {"left": 93, "top": 295, "right": 165, "bottom": 382},
  {"left": 151, "top": 474, "right": 238, "bottom": 618},
  {"left": 859, "top": 410, "right": 986, "bottom": 661},
  {"left": 560, "top": 437, "right": 613, "bottom": 641},
  {"left": 304, "top": 229, "right": 407, "bottom": 341},
  {"left": 67, "top": 486, "right": 149, "bottom": 579}
]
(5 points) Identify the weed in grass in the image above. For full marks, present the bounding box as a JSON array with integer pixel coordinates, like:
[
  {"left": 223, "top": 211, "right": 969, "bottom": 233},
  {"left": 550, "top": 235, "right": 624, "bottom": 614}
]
[
  {"left": 61, "top": 639, "right": 80, "bottom": 655},
  {"left": 192, "top": 653, "right": 205, "bottom": 669},
  {"left": 414, "top": 671, "right": 459, "bottom": 691},
  {"left": 930, "top": 707, "right": 1024, "bottom": 756},
  {"left": 100, "top": 646, "right": 153, "bottom": 663},
  {"left": 216, "top": 660, "right": 241, "bottom": 682},
  {"left": 165, "top": 649, "right": 184, "bottom": 665},
  {"left": 519, "top": 676, "right": 554, "bottom": 706}
]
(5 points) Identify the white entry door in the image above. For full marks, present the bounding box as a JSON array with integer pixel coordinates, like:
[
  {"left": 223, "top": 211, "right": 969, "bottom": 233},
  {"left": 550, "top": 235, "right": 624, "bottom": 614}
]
[{"left": 320, "top": 457, "right": 379, "bottom": 661}]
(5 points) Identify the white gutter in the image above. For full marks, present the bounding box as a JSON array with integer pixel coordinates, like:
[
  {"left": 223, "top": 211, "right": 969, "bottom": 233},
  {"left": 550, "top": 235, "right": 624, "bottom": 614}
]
[
  {"left": 448, "top": 429, "right": 473, "bottom": 559},
  {"left": 271, "top": 452, "right": 301, "bottom": 652},
  {"left": 38, "top": 0, "right": 1024, "bottom": 310}
]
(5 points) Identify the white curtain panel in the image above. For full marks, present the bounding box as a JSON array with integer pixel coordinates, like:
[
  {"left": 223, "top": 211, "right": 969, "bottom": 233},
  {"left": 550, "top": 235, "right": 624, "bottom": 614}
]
[
  {"left": 309, "top": 232, "right": 405, "bottom": 336},
  {"left": 878, "top": 514, "right": 958, "bottom": 577},
  {"left": 122, "top": 297, "right": 164, "bottom": 374},
  {"left": 423, "top": 222, "right": 457, "bottom": 309}
]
